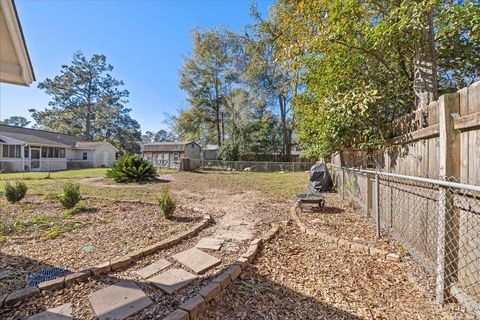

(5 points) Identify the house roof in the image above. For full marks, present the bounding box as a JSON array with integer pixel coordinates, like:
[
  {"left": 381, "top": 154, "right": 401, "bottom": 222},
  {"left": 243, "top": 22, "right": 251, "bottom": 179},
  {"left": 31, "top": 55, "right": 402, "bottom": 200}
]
[
  {"left": 0, "top": 0, "right": 35, "bottom": 86},
  {"left": 205, "top": 144, "right": 219, "bottom": 151},
  {"left": 0, "top": 124, "right": 84, "bottom": 147},
  {"left": 141, "top": 141, "right": 200, "bottom": 152},
  {"left": 75, "top": 141, "right": 119, "bottom": 151}
]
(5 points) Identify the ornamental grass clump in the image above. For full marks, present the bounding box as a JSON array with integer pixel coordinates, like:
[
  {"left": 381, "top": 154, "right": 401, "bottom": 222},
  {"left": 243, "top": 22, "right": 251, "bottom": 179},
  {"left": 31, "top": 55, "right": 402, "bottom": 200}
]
[
  {"left": 59, "top": 182, "right": 81, "bottom": 209},
  {"left": 4, "top": 181, "right": 28, "bottom": 203},
  {"left": 106, "top": 155, "right": 156, "bottom": 183},
  {"left": 157, "top": 186, "right": 176, "bottom": 219}
]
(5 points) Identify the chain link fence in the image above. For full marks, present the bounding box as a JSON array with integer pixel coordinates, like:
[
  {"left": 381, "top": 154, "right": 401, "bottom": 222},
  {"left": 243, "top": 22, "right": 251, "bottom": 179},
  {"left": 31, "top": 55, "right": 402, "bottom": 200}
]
[
  {"left": 331, "top": 165, "right": 480, "bottom": 317},
  {"left": 190, "top": 159, "right": 315, "bottom": 172}
]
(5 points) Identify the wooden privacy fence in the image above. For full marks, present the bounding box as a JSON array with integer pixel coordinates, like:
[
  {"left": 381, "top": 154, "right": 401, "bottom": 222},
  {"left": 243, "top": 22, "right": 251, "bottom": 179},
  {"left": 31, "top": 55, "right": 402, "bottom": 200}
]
[
  {"left": 329, "top": 81, "right": 480, "bottom": 316},
  {"left": 333, "top": 81, "right": 480, "bottom": 184}
]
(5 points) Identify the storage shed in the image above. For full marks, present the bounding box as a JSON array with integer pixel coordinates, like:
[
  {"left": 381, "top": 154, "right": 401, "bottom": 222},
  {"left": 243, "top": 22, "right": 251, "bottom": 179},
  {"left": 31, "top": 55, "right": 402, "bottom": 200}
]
[{"left": 141, "top": 141, "right": 201, "bottom": 169}]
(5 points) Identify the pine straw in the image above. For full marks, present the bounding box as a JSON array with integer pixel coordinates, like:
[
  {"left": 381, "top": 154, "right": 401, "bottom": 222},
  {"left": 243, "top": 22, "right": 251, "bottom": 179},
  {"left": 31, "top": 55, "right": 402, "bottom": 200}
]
[{"left": 200, "top": 223, "right": 473, "bottom": 320}]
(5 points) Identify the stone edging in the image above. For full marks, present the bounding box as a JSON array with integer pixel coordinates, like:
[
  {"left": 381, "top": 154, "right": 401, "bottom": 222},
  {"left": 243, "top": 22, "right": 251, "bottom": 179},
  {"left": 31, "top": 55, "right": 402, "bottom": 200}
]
[
  {"left": 162, "top": 223, "right": 282, "bottom": 320},
  {"left": 0, "top": 209, "right": 212, "bottom": 309},
  {"left": 290, "top": 202, "right": 401, "bottom": 262}
]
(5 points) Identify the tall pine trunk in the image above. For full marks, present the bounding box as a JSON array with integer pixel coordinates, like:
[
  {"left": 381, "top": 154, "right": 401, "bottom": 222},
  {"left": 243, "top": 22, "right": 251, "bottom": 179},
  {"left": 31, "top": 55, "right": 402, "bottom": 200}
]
[
  {"left": 215, "top": 102, "right": 221, "bottom": 147},
  {"left": 413, "top": 9, "right": 438, "bottom": 110},
  {"left": 279, "top": 94, "right": 291, "bottom": 161}
]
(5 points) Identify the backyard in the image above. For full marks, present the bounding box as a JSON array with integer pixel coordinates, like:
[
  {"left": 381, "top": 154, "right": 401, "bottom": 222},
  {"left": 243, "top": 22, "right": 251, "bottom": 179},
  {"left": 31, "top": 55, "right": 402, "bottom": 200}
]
[{"left": 0, "top": 168, "right": 473, "bottom": 319}]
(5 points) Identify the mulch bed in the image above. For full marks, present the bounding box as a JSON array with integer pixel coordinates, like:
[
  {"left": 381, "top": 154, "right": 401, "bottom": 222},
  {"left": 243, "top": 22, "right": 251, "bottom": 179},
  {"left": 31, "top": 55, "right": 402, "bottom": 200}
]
[
  {"left": 0, "top": 196, "right": 201, "bottom": 295},
  {"left": 298, "top": 192, "right": 396, "bottom": 252},
  {"left": 200, "top": 223, "right": 473, "bottom": 320},
  {"left": 0, "top": 226, "right": 250, "bottom": 320}
]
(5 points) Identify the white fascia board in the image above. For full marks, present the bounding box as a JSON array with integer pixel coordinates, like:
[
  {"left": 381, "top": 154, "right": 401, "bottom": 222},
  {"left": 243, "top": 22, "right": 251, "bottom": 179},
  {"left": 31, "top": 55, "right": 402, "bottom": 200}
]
[{"left": 0, "top": 0, "right": 35, "bottom": 86}]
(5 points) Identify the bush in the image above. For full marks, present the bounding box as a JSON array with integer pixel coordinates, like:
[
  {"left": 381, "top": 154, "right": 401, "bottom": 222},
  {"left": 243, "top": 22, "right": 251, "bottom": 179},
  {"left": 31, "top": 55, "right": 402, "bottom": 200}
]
[
  {"left": 106, "top": 155, "right": 156, "bottom": 183},
  {"left": 59, "top": 182, "right": 81, "bottom": 209},
  {"left": 4, "top": 181, "right": 28, "bottom": 203},
  {"left": 63, "top": 202, "right": 84, "bottom": 217},
  {"left": 157, "top": 186, "right": 176, "bottom": 219}
]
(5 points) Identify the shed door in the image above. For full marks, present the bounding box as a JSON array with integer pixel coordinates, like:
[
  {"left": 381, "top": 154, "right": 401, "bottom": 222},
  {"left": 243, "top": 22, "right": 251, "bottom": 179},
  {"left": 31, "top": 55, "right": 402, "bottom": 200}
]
[{"left": 103, "top": 151, "right": 109, "bottom": 166}]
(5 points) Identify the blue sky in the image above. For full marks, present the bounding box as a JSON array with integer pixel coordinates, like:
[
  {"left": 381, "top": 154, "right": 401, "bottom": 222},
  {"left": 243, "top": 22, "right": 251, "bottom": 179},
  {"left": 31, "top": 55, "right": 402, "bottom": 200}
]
[{"left": 0, "top": 0, "right": 273, "bottom": 133}]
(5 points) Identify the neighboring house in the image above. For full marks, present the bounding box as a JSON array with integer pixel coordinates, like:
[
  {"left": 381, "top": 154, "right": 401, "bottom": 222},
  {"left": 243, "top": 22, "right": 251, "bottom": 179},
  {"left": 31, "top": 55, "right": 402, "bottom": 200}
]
[
  {"left": 0, "top": 0, "right": 35, "bottom": 86},
  {"left": 141, "top": 141, "right": 201, "bottom": 169},
  {"left": 67, "top": 141, "right": 119, "bottom": 169},
  {"left": 203, "top": 144, "right": 219, "bottom": 160},
  {"left": 0, "top": 2, "right": 120, "bottom": 173},
  {"left": 0, "top": 124, "right": 118, "bottom": 172}
]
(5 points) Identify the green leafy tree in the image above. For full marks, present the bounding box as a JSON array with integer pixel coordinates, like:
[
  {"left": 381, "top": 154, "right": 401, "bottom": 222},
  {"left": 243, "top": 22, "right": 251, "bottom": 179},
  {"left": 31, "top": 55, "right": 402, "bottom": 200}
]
[
  {"left": 30, "top": 52, "right": 141, "bottom": 154},
  {"left": 242, "top": 4, "right": 299, "bottom": 161},
  {"left": 142, "top": 130, "right": 173, "bottom": 144},
  {"left": 0, "top": 116, "right": 30, "bottom": 127},
  {"left": 179, "top": 29, "right": 241, "bottom": 147},
  {"left": 272, "top": 0, "right": 479, "bottom": 158}
]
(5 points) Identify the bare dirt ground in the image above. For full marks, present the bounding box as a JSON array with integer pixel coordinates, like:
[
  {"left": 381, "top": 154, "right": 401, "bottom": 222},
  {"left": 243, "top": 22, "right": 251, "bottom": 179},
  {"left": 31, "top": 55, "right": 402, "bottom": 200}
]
[
  {"left": 0, "top": 171, "right": 303, "bottom": 319},
  {"left": 1, "top": 170, "right": 473, "bottom": 319},
  {"left": 0, "top": 196, "right": 200, "bottom": 294}
]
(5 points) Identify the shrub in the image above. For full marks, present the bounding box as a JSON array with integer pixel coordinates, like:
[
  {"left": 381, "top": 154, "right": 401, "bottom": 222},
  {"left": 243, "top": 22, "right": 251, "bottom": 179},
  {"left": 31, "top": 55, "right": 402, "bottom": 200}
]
[
  {"left": 4, "top": 181, "right": 28, "bottom": 203},
  {"left": 106, "top": 155, "right": 156, "bottom": 183},
  {"left": 63, "top": 202, "right": 84, "bottom": 217},
  {"left": 59, "top": 182, "right": 81, "bottom": 209},
  {"left": 157, "top": 186, "right": 176, "bottom": 219}
]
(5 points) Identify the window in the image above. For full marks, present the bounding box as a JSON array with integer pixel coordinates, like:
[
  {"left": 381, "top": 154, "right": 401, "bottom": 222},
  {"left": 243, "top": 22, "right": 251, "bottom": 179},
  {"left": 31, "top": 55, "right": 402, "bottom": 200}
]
[
  {"left": 24, "top": 146, "right": 29, "bottom": 158},
  {"left": 2, "top": 145, "right": 21, "bottom": 158},
  {"left": 48, "top": 147, "right": 53, "bottom": 158},
  {"left": 54, "top": 147, "right": 59, "bottom": 158},
  {"left": 59, "top": 148, "right": 65, "bottom": 158},
  {"left": 173, "top": 152, "right": 179, "bottom": 161},
  {"left": 42, "top": 147, "right": 47, "bottom": 158},
  {"left": 83, "top": 152, "right": 88, "bottom": 160}
]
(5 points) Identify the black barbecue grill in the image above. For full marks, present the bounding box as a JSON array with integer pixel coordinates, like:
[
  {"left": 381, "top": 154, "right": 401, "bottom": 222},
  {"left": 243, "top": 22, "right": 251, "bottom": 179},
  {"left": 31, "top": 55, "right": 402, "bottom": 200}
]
[{"left": 296, "top": 163, "right": 333, "bottom": 208}]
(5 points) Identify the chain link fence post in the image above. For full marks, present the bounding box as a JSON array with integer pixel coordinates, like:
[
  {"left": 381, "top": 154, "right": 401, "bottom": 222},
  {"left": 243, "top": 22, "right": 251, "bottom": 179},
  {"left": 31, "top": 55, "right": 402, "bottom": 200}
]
[
  {"left": 375, "top": 172, "right": 380, "bottom": 238},
  {"left": 436, "top": 185, "right": 448, "bottom": 304}
]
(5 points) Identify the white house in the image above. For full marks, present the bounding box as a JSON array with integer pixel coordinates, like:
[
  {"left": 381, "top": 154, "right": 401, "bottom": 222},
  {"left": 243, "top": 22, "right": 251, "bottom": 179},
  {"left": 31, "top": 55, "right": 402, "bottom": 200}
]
[{"left": 0, "top": 124, "right": 118, "bottom": 172}]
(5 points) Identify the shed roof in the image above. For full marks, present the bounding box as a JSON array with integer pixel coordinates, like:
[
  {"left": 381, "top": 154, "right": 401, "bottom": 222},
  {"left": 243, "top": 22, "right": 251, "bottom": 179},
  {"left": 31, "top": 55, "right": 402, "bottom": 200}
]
[
  {"left": 205, "top": 144, "right": 219, "bottom": 151},
  {"left": 141, "top": 141, "right": 200, "bottom": 152}
]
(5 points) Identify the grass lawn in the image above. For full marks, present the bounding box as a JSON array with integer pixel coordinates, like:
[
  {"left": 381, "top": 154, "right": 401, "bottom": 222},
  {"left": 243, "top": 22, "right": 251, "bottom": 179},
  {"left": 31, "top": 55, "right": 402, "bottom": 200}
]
[
  {"left": 0, "top": 169, "right": 306, "bottom": 201},
  {"left": 0, "top": 168, "right": 108, "bottom": 180}
]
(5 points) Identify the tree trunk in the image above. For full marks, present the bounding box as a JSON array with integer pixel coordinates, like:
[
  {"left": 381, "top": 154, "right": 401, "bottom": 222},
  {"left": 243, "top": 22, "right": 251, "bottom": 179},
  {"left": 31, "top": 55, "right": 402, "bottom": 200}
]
[
  {"left": 279, "top": 94, "right": 291, "bottom": 162},
  {"left": 221, "top": 112, "right": 225, "bottom": 143},
  {"left": 85, "top": 103, "right": 92, "bottom": 141},
  {"left": 215, "top": 101, "right": 222, "bottom": 147},
  {"left": 413, "top": 9, "right": 438, "bottom": 110}
]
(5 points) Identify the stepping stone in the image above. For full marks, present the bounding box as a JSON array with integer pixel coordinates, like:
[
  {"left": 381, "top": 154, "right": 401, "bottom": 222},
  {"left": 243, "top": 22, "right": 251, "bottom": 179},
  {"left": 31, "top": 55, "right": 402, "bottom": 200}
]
[
  {"left": 28, "top": 303, "right": 73, "bottom": 320},
  {"left": 172, "top": 247, "right": 221, "bottom": 274},
  {"left": 88, "top": 280, "right": 152, "bottom": 320},
  {"left": 134, "top": 259, "right": 171, "bottom": 279},
  {"left": 215, "top": 228, "right": 253, "bottom": 241},
  {"left": 195, "top": 237, "right": 224, "bottom": 250},
  {"left": 148, "top": 268, "right": 197, "bottom": 294}
]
